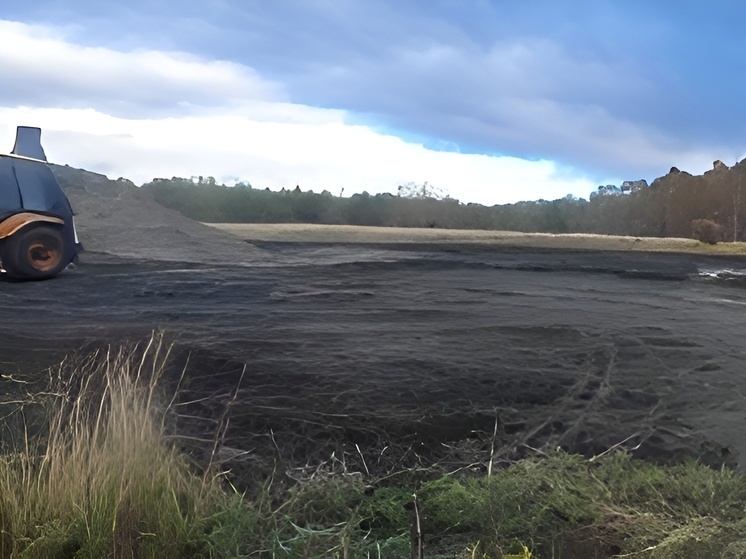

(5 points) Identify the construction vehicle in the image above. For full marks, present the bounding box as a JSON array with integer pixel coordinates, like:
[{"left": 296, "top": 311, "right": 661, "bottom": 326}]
[{"left": 0, "top": 126, "right": 81, "bottom": 279}]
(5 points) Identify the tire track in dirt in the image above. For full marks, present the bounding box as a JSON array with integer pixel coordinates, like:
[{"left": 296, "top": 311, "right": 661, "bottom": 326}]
[{"left": 2, "top": 244, "right": 746, "bottom": 479}]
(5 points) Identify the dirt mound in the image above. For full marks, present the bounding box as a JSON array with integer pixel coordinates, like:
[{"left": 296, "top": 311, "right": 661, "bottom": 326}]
[{"left": 51, "top": 165, "right": 266, "bottom": 265}]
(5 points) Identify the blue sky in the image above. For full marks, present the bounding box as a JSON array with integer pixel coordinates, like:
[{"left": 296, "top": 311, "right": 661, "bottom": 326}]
[{"left": 2, "top": 1, "right": 745, "bottom": 205}]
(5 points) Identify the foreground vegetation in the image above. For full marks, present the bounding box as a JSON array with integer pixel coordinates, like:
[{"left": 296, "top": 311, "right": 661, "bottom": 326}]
[{"left": 3, "top": 337, "right": 746, "bottom": 558}]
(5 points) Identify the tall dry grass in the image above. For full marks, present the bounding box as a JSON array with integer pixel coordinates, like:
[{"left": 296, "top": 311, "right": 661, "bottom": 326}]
[{"left": 0, "top": 334, "right": 250, "bottom": 559}]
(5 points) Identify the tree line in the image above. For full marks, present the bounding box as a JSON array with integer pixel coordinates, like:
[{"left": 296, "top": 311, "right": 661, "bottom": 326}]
[{"left": 142, "top": 160, "right": 746, "bottom": 242}]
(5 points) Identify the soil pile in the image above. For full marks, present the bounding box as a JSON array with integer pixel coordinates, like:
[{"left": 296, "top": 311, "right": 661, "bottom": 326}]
[{"left": 51, "top": 165, "right": 266, "bottom": 265}]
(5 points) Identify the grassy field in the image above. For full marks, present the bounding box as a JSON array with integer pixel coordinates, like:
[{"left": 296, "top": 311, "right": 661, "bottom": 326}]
[{"left": 208, "top": 223, "right": 746, "bottom": 255}]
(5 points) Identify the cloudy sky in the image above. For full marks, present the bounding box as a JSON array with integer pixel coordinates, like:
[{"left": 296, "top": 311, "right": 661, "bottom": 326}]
[{"left": 2, "top": 1, "right": 745, "bottom": 205}]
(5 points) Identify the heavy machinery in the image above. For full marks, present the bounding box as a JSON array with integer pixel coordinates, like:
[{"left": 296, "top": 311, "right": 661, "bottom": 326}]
[{"left": 0, "top": 126, "right": 81, "bottom": 279}]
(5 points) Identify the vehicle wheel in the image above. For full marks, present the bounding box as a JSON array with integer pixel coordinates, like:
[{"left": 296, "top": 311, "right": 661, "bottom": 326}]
[{"left": 2, "top": 225, "right": 67, "bottom": 279}]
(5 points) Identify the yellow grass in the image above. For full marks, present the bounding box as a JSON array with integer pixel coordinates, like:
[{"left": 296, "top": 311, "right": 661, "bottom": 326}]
[
  {"left": 207, "top": 223, "right": 746, "bottom": 255},
  {"left": 0, "top": 334, "right": 228, "bottom": 558}
]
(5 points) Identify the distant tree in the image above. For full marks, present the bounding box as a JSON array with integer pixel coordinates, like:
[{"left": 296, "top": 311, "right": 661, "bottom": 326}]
[{"left": 142, "top": 163, "right": 746, "bottom": 239}]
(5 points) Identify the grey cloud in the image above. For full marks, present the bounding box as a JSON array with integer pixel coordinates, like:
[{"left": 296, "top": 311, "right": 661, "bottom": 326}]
[
  {"left": 0, "top": 23, "right": 284, "bottom": 118},
  {"left": 7, "top": 1, "right": 746, "bottom": 181},
  {"left": 284, "top": 35, "right": 674, "bottom": 178}
]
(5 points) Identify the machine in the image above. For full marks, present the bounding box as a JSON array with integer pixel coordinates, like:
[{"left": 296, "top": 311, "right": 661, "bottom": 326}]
[{"left": 0, "top": 126, "right": 80, "bottom": 279}]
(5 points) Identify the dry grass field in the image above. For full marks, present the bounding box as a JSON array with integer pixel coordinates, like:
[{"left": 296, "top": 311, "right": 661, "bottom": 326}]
[{"left": 209, "top": 222, "right": 746, "bottom": 254}]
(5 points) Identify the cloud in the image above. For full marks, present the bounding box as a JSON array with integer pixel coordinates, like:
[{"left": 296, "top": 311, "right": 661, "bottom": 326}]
[
  {"left": 0, "top": 106, "right": 597, "bottom": 205},
  {"left": 5, "top": 1, "right": 743, "bottom": 189},
  {"left": 0, "top": 20, "right": 284, "bottom": 117},
  {"left": 291, "top": 33, "right": 727, "bottom": 180},
  {"left": 0, "top": 18, "right": 607, "bottom": 205}
]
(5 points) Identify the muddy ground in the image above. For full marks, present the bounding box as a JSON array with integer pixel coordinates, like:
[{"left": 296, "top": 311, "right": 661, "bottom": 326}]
[{"left": 2, "top": 167, "right": 746, "bottom": 483}]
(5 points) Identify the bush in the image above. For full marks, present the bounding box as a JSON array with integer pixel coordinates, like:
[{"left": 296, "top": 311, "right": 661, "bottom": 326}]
[{"left": 692, "top": 218, "right": 724, "bottom": 244}]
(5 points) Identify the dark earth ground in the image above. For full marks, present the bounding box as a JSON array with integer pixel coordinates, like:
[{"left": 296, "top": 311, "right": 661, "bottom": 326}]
[{"left": 3, "top": 239, "right": 746, "bottom": 483}]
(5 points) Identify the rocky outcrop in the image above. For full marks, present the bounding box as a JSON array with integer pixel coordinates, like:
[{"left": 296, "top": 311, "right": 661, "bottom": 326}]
[
  {"left": 714, "top": 159, "right": 728, "bottom": 171},
  {"left": 706, "top": 160, "right": 729, "bottom": 175}
]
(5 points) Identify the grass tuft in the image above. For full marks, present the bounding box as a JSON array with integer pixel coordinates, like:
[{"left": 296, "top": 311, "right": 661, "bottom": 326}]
[{"left": 0, "top": 334, "right": 254, "bottom": 558}]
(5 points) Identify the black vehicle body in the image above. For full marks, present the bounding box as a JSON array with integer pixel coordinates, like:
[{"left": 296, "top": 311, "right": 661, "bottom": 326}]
[{"left": 0, "top": 126, "right": 80, "bottom": 279}]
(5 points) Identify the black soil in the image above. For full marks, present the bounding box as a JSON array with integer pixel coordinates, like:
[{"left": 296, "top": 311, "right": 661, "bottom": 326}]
[{"left": 2, "top": 167, "right": 746, "bottom": 484}]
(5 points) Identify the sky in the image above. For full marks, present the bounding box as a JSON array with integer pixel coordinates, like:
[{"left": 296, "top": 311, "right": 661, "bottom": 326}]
[{"left": 2, "top": 1, "right": 746, "bottom": 206}]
